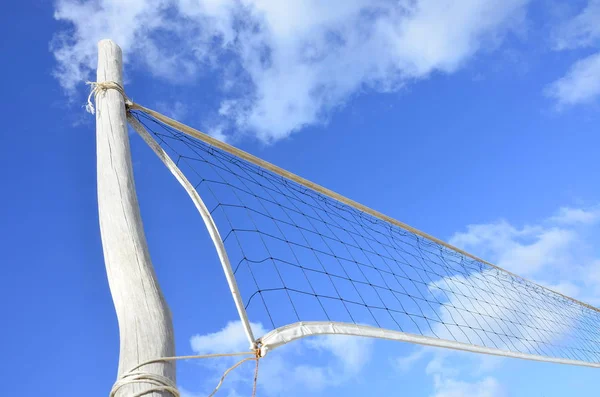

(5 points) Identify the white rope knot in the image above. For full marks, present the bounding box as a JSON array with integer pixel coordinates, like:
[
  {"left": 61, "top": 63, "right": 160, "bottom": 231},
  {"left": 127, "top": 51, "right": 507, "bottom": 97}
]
[
  {"left": 107, "top": 350, "right": 261, "bottom": 397},
  {"left": 110, "top": 371, "right": 179, "bottom": 397},
  {"left": 86, "top": 81, "right": 132, "bottom": 114}
]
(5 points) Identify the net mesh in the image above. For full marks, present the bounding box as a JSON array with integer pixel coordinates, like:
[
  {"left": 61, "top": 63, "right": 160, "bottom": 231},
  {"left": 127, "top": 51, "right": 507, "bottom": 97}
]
[{"left": 131, "top": 110, "right": 600, "bottom": 365}]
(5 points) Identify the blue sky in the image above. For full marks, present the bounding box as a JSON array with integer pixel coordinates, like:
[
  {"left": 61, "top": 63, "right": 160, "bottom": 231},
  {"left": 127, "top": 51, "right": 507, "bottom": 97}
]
[{"left": 2, "top": 0, "right": 600, "bottom": 396}]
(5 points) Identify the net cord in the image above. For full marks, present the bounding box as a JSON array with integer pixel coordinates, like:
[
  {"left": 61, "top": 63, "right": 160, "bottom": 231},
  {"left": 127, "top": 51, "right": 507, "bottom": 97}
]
[{"left": 128, "top": 114, "right": 256, "bottom": 348}]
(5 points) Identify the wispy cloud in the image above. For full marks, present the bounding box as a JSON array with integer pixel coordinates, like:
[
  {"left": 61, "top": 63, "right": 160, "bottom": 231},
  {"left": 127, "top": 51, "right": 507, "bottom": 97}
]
[
  {"left": 549, "top": 205, "right": 600, "bottom": 225},
  {"left": 448, "top": 205, "right": 600, "bottom": 304},
  {"left": 190, "top": 320, "right": 266, "bottom": 354},
  {"left": 396, "top": 348, "right": 506, "bottom": 397},
  {"left": 553, "top": 0, "right": 600, "bottom": 51},
  {"left": 430, "top": 376, "right": 505, "bottom": 397},
  {"left": 449, "top": 220, "right": 577, "bottom": 277},
  {"left": 52, "top": 0, "right": 529, "bottom": 142},
  {"left": 155, "top": 101, "right": 188, "bottom": 121},
  {"left": 547, "top": 1, "right": 600, "bottom": 106},
  {"left": 449, "top": 210, "right": 599, "bottom": 283},
  {"left": 394, "top": 348, "right": 428, "bottom": 372},
  {"left": 546, "top": 52, "right": 600, "bottom": 106}
]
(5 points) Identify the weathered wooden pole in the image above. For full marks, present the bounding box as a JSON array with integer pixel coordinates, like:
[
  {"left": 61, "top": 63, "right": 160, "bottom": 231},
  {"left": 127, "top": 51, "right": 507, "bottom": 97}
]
[{"left": 96, "top": 39, "right": 176, "bottom": 396}]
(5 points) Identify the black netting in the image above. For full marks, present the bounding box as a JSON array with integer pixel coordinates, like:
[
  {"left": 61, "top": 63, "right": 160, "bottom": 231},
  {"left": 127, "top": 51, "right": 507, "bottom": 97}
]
[{"left": 131, "top": 110, "right": 600, "bottom": 365}]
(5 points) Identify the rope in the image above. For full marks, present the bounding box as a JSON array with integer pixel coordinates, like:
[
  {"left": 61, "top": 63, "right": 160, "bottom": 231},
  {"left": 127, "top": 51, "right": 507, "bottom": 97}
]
[
  {"left": 207, "top": 356, "right": 256, "bottom": 397},
  {"left": 206, "top": 349, "right": 261, "bottom": 397},
  {"left": 86, "top": 81, "right": 132, "bottom": 114},
  {"left": 109, "top": 351, "right": 262, "bottom": 397},
  {"left": 251, "top": 351, "right": 260, "bottom": 397},
  {"left": 111, "top": 372, "right": 179, "bottom": 397}
]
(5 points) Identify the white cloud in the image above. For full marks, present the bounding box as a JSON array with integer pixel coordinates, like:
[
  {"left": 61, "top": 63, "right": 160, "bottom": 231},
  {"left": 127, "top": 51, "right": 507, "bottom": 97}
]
[
  {"left": 190, "top": 320, "right": 267, "bottom": 354},
  {"left": 553, "top": 0, "right": 600, "bottom": 51},
  {"left": 155, "top": 101, "right": 189, "bottom": 121},
  {"left": 179, "top": 386, "right": 203, "bottom": 397},
  {"left": 51, "top": 0, "right": 176, "bottom": 91},
  {"left": 425, "top": 353, "right": 460, "bottom": 379},
  {"left": 398, "top": 349, "right": 505, "bottom": 397},
  {"left": 550, "top": 206, "right": 600, "bottom": 225},
  {"left": 259, "top": 334, "right": 373, "bottom": 395},
  {"left": 305, "top": 334, "right": 371, "bottom": 373},
  {"left": 187, "top": 320, "right": 372, "bottom": 396},
  {"left": 449, "top": 220, "right": 577, "bottom": 276},
  {"left": 431, "top": 376, "right": 505, "bottom": 397},
  {"left": 395, "top": 348, "right": 427, "bottom": 372},
  {"left": 548, "top": 1, "right": 600, "bottom": 106},
  {"left": 540, "top": 280, "right": 581, "bottom": 298},
  {"left": 428, "top": 268, "right": 582, "bottom": 358},
  {"left": 53, "top": 0, "right": 529, "bottom": 142},
  {"left": 448, "top": 206, "right": 600, "bottom": 303},
  {"left": 546, "top": 52, "right": 600, "bottom": 106}
]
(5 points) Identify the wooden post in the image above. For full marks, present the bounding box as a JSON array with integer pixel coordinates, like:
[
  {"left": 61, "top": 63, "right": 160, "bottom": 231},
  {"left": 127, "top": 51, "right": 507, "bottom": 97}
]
[{"left": 96, "top": 39, "right": 176, "bottom": 396}]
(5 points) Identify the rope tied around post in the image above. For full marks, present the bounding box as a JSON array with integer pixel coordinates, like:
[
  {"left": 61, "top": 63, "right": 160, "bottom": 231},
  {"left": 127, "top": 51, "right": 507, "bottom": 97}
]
[
  {"left": 108, "top": 349, "right": 264, "bottom": 397},
  {"left": 86, "top": 81, "right": 132, "bottom": 114}
]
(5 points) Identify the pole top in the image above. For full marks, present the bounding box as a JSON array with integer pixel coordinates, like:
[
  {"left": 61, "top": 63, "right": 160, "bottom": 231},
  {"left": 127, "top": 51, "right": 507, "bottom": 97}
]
[
  {"left": 98, "top": 38, "right": 120, "bottom": 48},
  {"left": 97, "top": 40, "right": 123, "bottom": 85}
]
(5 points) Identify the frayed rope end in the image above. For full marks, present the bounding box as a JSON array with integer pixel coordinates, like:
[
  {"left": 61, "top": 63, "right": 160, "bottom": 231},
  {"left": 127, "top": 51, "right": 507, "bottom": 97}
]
[
  {"left": 85, "top": 81, "right": 97, "bottom": 115},
  {"left": 85, "top": 81, "right": 131, "bottom": 115}
]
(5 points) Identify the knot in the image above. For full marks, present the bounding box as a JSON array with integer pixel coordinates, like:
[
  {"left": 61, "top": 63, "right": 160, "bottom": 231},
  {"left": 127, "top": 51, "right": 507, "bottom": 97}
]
[
  {"left": 86, "top": 81, "right": 132, "bottom": 115},
  {"left": 251, "top": 347, "right": 261, "bottom": 397},
  {"left": 106, "top": 350, "right": 261, "bottom": 397},
  {"left": 110, "top": 371, "right": 179, "bottom": 397}
]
